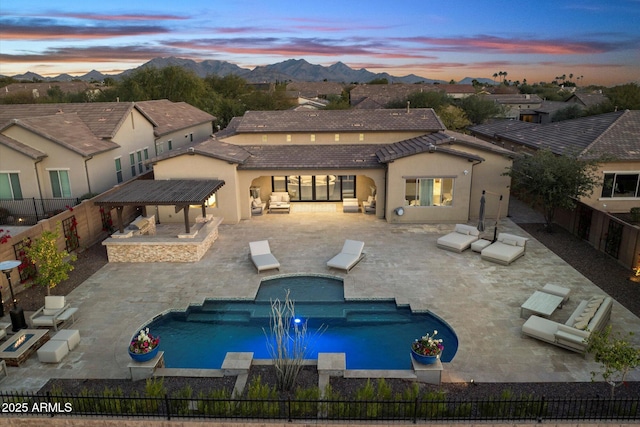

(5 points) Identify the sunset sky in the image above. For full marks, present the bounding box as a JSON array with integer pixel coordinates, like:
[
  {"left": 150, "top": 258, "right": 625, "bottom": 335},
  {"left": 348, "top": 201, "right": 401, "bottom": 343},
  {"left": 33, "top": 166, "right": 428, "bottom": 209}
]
[{"left": 1, "top": 0, "right": 639, "bottom": 86}]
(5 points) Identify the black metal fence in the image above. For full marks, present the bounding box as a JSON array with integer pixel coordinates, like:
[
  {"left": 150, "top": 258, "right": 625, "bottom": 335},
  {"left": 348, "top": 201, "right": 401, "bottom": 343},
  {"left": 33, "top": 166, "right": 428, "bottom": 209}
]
[
  {"left": 0, "top": 198, "right": 81, "bottom": 226},
  {"left": 0, "top": 392, "right": 637, "bottom": 422}
]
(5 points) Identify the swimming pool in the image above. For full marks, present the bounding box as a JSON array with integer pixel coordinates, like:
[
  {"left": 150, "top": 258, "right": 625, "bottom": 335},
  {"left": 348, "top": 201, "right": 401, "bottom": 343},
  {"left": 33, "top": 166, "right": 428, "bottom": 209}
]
[{"left": 146, "top": 275, "right": 458, "bottom": 370}]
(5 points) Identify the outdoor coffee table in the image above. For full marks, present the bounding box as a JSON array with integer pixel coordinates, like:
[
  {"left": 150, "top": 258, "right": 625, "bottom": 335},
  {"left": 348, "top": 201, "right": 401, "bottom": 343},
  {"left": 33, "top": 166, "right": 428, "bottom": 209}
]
[
  {"left": 0, "top": 329, "right": 50, "bottom": 366},
  {"left": 269, "top": 202, "right": 290, "bottom": 213},
  {"left": 520, "top": 291, "right": 564, "bottom": 319}
]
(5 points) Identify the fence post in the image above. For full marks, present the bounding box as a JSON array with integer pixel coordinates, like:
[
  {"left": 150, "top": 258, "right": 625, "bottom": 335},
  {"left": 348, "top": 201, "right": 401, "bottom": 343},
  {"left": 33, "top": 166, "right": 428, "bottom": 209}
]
[
  {"left": 537, "top": 395, "right": 545, "bottom": 423},
  {"left": 287, "top": 397, "right": 291, "bottom": 422},
  {"left": 165, "top": 394, "right": 171, "bottom": 420},
  {"left": 413, "top": 397, "right": 418, "bottom": 424},
  {"left": 46, "top": 391, "right": 54, "bottom": 417}
]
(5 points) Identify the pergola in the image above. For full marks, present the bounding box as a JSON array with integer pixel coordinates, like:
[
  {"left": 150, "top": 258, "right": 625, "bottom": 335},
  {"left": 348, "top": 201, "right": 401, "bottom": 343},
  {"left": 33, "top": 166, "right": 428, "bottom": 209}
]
[{"left": 94, "top": 179, "right": 225, "bottom": 234}]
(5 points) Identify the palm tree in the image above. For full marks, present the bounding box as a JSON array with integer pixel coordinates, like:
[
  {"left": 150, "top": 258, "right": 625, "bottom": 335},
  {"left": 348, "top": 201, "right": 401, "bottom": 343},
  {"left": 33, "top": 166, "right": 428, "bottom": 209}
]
[
  {"left": 502, "top": 71, "right": 508, "bottom": 83},
  {"left": 493, "top": 72, "right": 498, "bottom": 83}
]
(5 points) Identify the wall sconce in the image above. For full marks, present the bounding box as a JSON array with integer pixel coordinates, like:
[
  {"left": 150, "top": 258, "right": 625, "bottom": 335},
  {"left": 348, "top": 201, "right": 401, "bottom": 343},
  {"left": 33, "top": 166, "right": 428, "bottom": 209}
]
[
  {"left": 463, "top": 170, "right": 469, "bottom": 175},
  {"left": 394, "top": 207, "right": 405, "bottom": 216}
]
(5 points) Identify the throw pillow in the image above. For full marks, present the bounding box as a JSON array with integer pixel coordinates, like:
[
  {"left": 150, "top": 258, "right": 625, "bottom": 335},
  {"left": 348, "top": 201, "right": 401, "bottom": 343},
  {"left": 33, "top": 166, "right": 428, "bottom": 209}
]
[
  {"left": 282, "top": 194, "right": 290, "bottom": 203},
  {"left": 367, "top": 195, "right": 374, "bottom": 203},
  {"left": 252, "top": 199, "right": 261, "bottom": 208},
  {"left": 502, "top": 238, "right": 517, "bottom": 246},
  {"left": 270, "top": 195, "right": 278, "bottom": 203}
]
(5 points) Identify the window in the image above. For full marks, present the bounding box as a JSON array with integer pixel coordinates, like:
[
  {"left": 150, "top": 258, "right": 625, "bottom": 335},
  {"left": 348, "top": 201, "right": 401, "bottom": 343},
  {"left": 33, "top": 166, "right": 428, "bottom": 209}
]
[
  {"left": 137, "top": 150, "right": 143, "bottom": 174},
  {"left": 49, "top": 170, "right": 71, "bottom": 198},
  {"left": 405, "top": 178, "right": 454, "bottom": 206},
  {"left": 130, "top": 153, "right": 136, "bottom": 176},
  {"left": 0, "top": 172, "right": 23, "bottom": 199},
  {"left": 286, "top": 134, "right": 291, "bottom": 142},
  {"left": 144, "top": 148, "right": 150, "bottom": 170},
  {"left": 310, "top": 134, "right": 315, "bottom": 142},
  {"left": 262, "top": 135, "right": 268, "bottom": 143},
  {"left": 334, "top": 134, "right": 340, "bottom": 142},
  {"left": 168, "top": 140, "right": 173, "bottom": 150},
  {"left": 156, "top": 142, "right": 164, "bottom": 155},
  {"left": 359, "top": 133, "right": 364, "bottom": 142},
  {"left": 114, "top": 158, "right": 123, "bottom": 183},
  {"left": 601, "top": 173, "right": 640, "bottom": 198}
]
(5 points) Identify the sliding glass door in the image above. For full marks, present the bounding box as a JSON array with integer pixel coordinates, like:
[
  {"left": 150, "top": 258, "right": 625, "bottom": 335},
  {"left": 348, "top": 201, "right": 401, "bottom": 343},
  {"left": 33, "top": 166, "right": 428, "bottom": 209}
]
[{"left": 273, "top": 175, "right": 355, "bottom": 201}]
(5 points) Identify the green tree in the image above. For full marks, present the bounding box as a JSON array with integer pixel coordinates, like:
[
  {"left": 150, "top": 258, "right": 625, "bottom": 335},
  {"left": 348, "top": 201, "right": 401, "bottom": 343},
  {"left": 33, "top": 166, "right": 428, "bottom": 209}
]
[
  {"left": 387, "top": 90, "right": 452, "bottom": 110},
  {"left": 24, "top": 226, "right": 76, "bottom": 295},
  {"left": 367, "top": 77, "right": 388, "bottom": 84},
  {"left": 437, "top": 105, "right": 471, "bottom": 131},
  {"left": 551, "top": 104, "right": 585, "bottom": 122},
  {"left": 505, "top": 149, "right": 602, "bottom": 231},
  {"left": 587, "top": 325, "right": 640, "bottom": 398},
  {"left": 457, "top": 95, "right": 506, "bottom": 124},
  {"left": 605, "top": 82, "right": 640, "bottom": 110}
]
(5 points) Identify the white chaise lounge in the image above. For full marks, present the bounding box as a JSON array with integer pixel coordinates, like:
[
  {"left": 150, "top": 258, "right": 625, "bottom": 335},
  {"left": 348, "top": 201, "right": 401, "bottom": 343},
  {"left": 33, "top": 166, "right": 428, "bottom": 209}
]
[
  {"left": 249, "top": 240, "right": 280, "bottom": 273},
  {"left": 327, "top": 240, "right": 365, "bottom": 273},
  {"left": 436, "top": 224, "right": 479, "bottom": 252},
  {"left": 522, "top": 295, "right": 612, "bottom": 354},
  {"left": 481, "top": 232, "right": 528, "bottom": 265}
]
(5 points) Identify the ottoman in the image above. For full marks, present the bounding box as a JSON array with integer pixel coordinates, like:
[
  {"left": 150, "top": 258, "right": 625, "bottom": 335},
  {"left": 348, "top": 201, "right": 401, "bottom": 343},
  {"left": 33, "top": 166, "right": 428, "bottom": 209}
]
[
  {"left": 541, "top": 284, "right": 571, "bottom": 308},
  {"left": 37, "top": 339, "right": 69, "bottom": 363},
  {"left": 52, "top": 329, "right": 81, "bottom": 351}
]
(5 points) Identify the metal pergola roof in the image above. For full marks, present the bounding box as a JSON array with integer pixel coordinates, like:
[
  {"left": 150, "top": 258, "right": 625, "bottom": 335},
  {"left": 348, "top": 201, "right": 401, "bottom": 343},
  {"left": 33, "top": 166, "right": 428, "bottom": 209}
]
[{"left": 94, "top": 179, "right": 225, "bottom": 233}]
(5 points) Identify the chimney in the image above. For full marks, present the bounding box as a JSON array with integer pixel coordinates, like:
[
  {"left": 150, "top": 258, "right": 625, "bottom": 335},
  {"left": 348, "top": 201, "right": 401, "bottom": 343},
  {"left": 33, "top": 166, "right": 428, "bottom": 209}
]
[{"left": 406, "top": 101, "right": 410, "bottom": 113}]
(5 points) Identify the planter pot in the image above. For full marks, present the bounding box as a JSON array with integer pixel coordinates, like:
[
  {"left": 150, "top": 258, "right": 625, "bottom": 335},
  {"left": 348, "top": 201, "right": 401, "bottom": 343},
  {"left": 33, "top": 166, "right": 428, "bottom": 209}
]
[
  {"left": 411, "top": 348, "right": 440, "bottom": 365},
  {"left": 128, "top": 345, "right": 159, "bottom": 363}
]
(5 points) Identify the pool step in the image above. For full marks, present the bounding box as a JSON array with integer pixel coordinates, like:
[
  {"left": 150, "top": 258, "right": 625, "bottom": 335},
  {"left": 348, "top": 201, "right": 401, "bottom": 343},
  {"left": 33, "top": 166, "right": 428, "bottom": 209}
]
[{"left": 186, "top": 311, "right": 252, "bottom": 323}]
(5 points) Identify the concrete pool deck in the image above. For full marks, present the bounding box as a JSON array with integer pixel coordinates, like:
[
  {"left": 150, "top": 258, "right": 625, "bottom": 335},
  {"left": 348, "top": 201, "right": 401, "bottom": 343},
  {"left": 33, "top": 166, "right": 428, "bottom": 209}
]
[{"left": 2, "top": 201, "right": 640, "bottom": 391}]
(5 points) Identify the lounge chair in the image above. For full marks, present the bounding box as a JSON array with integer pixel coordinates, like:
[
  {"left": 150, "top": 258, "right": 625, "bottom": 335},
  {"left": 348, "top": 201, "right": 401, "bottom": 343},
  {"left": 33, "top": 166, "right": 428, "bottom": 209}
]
[
  {"left": 327, "top": 239, "right": 365, "bottom": 273},
  {"left": 481, "top": 232, "right": 528, "bottom": 265},
  {"left": 249, "top": 240, "right": 280, "bottom": 273},
  {"left": 436, "top": 224, "right": 479, "bottom": 252},
  {"left": 30, "top": 296, "right": 79, "bottom": 331}
]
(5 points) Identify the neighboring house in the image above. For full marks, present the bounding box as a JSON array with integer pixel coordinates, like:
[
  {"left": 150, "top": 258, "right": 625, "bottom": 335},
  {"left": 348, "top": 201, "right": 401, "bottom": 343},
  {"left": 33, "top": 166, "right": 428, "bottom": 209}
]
[
  {"left": 0, "top": 81, "right": 101, "bottom": 101},
  {"left": 135, "top": 99, "right": 215, "bottom": 156},
  {"left": 286, "top": 82, "right": 344, "bottom": 99},
  {"left": 469, "top": 110, "right": 640, "bottom": 214},
  {"left": 350, "top": 83, "right": 475, "bottom": 109},
  {"left": 565, "top": 92, "right": 609, "bottom": 109},
  {"left": 0, "top": 100, "right": 215, "bottom": 204},
  {"left": 150, "top": 108, "right": 514, "bottom": 225},
  {"left": 482, "top": 94, "right": 543, "bottom": 120}
]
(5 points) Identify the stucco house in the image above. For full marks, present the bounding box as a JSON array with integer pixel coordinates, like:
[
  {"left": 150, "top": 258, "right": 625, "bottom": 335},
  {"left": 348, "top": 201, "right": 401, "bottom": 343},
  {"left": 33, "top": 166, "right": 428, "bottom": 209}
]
[
  {"left": 0, "top": 100, "right": 215, "bottom": 203},
  {"left": 150, "top": 108, "right": 514, "bottom": 225},
  {"left": 469, "top": 110, "right": 640, "bottom": 214}
]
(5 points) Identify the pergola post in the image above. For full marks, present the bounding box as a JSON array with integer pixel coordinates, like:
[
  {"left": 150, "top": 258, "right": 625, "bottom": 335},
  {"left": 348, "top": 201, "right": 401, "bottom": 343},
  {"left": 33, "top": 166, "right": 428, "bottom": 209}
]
[
  {"left": 183, "top": 205, "right": 190, "bottom": 234},
  {"left": 201, "top": 203, "right": 206, "bottom": 219},
  {"left": 116, "top": 206, "right": 124, "bottom": 233}
]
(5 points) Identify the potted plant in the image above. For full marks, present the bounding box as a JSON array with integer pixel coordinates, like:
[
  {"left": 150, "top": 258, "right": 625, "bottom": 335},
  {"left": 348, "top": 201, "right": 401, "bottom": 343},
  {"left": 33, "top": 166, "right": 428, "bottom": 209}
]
[
  {"left": 411, "top": 329, "right": 443, "bottom": 364},
  {"left": 128, "top": 328, "right": 160, "bottom": 362}
]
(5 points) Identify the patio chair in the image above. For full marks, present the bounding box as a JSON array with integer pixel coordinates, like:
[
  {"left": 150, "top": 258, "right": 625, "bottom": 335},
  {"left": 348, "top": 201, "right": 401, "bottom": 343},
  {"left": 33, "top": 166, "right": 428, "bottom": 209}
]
[
  {"left": 327, "top": 239, "right": 365, "bottom": 273},
  {"left": 30, "top": 296, "right": 79, "bottom": 331},
  {"left": 249, "top": 240, "right": 281, "bottom": 273}
]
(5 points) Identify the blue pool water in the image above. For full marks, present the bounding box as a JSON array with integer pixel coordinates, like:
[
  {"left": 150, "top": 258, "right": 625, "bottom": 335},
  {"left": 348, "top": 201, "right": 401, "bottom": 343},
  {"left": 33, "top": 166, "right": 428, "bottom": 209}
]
[{"left": 146, "top": 276, "right": 458, "bottom": 370}]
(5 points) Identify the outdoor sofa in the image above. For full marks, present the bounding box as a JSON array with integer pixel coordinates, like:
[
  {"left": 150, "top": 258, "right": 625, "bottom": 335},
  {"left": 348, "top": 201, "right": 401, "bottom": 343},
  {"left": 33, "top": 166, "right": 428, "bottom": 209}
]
[
  {"left": 480, "top": 232, "right": 528, "bottom": 265},
  {"left": 436, "top": 224, "right": 479, "bottom": 252},
  {"left": 522, "top": 295, "right": 612, "bottom": 354},
  {"left": 249, "top": 240, "right": 280, "bottom": 273},
  {"left": 327, "top": 239, "right": 365, "bottom": 273}
]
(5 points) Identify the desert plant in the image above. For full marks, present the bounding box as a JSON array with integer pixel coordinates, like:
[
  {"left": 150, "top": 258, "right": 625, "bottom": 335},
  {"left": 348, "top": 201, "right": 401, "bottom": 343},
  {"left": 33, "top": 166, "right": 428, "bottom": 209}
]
[
  {"left": 23, "top": 225, "right": 76, "bottom": 294},
  {"left": 263, "top": 289, "right": 326, "bottom": 391},
  {"left": 587, "top": 325, "right": 640, "bottom": 398}
]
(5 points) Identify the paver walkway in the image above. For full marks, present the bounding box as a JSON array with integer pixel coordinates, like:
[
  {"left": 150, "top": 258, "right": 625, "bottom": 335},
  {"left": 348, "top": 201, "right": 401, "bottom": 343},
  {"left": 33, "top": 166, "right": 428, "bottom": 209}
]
[{"left": 2, "top": 206, "right": 639, "bottom": 392}]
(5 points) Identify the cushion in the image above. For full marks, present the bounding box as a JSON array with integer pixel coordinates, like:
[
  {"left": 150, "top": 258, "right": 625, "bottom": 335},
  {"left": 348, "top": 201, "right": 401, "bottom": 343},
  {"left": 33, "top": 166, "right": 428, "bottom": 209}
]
[
  {"left": 589, "top": 296, "right": 605, "bottom": 304},
  {"left": 282, "top": 194, "right": 290, "bottom": 203},
  {"left": 370, "top": 201, "right": 376, "bottom": 208},
  {"left": 270, "top": 195, "right": 278, "bottom": 203},
  {"left": 502, "top": 238, "right": 518, "bottom": 246},
  {"left": 367, "top": 196, "right": 374, "bottom": 203},
  {"left": 574, "top": 319, "right": 589, "bottom": 330},
  {"left": 557, "top": 324, "right": 590, "bottom": 339},
  {"left": 252, "top": 199, "right": 261, "bottom": 208}
]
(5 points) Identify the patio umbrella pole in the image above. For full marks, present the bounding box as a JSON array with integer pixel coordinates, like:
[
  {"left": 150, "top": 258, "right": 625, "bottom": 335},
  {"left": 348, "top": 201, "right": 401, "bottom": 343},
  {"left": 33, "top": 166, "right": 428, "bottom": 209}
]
[{"left": 493, "top": 195, "right": 503, "bottom": 242}]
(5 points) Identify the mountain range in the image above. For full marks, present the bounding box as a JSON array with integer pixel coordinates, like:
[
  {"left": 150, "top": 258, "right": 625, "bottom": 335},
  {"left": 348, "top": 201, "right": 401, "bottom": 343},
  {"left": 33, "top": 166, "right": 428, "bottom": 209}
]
[{"left": 4, "top": 57, "right": 496, "bottom": 86}]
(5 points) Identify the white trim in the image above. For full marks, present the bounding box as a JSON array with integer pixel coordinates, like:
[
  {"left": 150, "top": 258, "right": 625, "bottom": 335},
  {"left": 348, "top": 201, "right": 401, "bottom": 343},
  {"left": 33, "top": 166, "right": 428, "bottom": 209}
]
[
  {"left": 0, "top": 170, "right": 21, "bottom": 173},
  {"left": 45, "top": 167, "right": 70, "bottom": 171}
]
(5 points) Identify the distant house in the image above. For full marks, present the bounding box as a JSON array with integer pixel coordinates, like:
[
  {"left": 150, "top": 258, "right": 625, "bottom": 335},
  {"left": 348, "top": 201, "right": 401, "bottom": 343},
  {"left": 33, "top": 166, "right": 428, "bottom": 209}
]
[
  {"left": 286, "top": 82, "right": 344, "bottom": 99},
  {"left": 150, "top": 108, "right": 514, "bottom": 224},
  {"left": 0, "top": 100, "right": 215, "bottom": 204},
  {"left": 565, "top": 92, "right": 609, "bottom": 109},
  {"left": 0, "top": 81, "right": 101, "bottom": 101},
  {"left": 469, "top": 110, "right": 640, "bottom": 214},
  {"left": 349, "top": 83, "right": 475, "bottom": 109},
  {"left": 482, "top": 94, "right": 543, "bottom": 120}
]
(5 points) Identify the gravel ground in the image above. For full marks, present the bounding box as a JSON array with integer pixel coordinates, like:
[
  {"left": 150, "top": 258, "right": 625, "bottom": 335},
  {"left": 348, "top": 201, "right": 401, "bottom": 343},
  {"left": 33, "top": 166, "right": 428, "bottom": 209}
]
[{"left": 23, "top": 221, "right": 640, "bottom": 399}]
